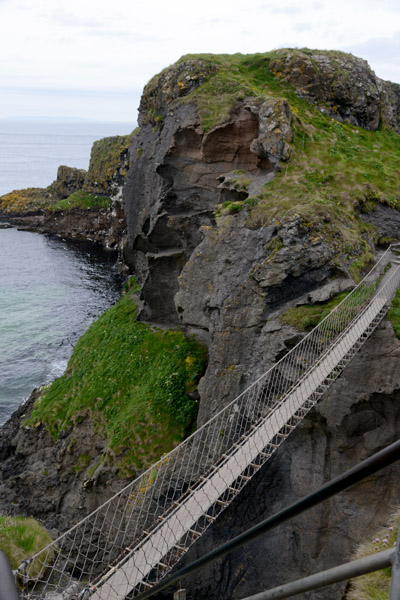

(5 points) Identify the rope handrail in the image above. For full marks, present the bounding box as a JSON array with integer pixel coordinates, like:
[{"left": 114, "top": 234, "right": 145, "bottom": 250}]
[{"left": 14, "top": 244, "right": 400, "bottom": 600}]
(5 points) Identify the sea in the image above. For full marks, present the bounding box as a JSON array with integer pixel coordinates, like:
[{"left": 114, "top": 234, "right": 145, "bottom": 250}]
[{"left": 0, "top": 120, "right": 134, "bottom": 425}]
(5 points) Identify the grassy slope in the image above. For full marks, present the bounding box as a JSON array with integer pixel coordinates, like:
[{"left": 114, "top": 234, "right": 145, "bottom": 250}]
[
  {"left": 345, "top": 511, "right": 399, "bottom": 599},
  {"left": 46, "top": 191, "right": 112, "bottom": 212},
  {"left": 27, "top": 280, "right": 207, "bottom": 477},
  {"left": 281, "top": 291, "right": 349, "bottom": 330},
  {"left": 151, "top": 50, "right": 400, "bottom": 280}
]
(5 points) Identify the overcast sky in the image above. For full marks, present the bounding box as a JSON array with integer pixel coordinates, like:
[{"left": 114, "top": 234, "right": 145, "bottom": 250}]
[{"left": 1, "top": 0, "right": 400, "bottom": 123}]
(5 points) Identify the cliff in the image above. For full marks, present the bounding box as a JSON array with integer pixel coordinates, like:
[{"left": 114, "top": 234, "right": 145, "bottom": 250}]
[
  {"left": 0, "top": 132, "right": 134, "bottom": 249},
  {"left": 122, "top": 49, "right": 400, "bottom": 424},
  {"left": 1, "top": 49, "right": 400, "bottom": 600}
]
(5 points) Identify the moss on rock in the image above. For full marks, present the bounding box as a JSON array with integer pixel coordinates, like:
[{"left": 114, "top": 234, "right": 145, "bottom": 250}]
[
  {"left": 0, "top": 515, "right": 53, "bottom": 578},
  {"left": 84, "top": 131, "right": 137, "bottom": 195},
  {"left": 0, "top": 187, "right": 54, "bottom": 215}
]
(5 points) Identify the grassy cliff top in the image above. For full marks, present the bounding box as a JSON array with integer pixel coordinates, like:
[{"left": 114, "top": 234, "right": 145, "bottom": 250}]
[
  {"left": 141, "top": 49, "right": 398, "bottom": 131},
  {"left": 139, "top": 49, "right": 400, "bottom": 281}
]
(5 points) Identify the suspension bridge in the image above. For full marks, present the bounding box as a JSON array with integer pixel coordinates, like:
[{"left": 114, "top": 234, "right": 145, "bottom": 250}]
[{"left": 14, "top": 244, "right": 400, "bottom": 600}]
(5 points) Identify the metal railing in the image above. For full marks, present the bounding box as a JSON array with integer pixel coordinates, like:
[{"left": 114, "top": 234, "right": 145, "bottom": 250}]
[{"left": 131, "top": 439, "right": 400, "bottom": 600}]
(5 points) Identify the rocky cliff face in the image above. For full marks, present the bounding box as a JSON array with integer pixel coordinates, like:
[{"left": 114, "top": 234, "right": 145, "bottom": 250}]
[
  {"left": 269, "top": 49, "right": 400, "bottom": 131},
  {"left": 0, "top": 391, "right": 125, "bottom": 533},
  {"left": 2, "top": 49, "right": 400, "bottom": 600},
  {"left": 122, "top": 49, "right": 400, "bottom": 423},
  {"left": 119, "top": 49, "right": 400, "bottom": 598}
]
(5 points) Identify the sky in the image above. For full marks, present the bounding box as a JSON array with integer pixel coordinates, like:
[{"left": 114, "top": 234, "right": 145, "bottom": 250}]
[{"left": 1, "top": 0, "right": 400, "bottom": 123}]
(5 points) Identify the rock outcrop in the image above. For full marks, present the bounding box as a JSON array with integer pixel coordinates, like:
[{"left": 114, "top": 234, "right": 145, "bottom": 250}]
[
  {"left": 52, "top": 165, "right": 87, "bottom": 199},
  {"left": 0, "top": 391, "right": 126, "bottom": 532},
  {"left": 118, "top": 50, "right": 400, "bottom": 599},
  {"left": 269, "top": 48, "right": 400, "bottom": 132},
  {"left": 2, "top": 49, "right": 400, "bottom": 600}
]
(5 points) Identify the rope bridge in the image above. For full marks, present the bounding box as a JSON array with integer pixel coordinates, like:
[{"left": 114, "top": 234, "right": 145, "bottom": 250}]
[{"left": 15, "top": 245, "right": 400, "bottom": 600}]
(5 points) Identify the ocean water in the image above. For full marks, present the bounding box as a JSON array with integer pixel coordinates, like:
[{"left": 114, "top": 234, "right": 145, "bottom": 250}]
[
  {"left": 0, "top": 229, "right": 124, "bottom": 425},
  {"left": 0, "top": 120, "right": 135, "bottom": 197},
  {"left": 0, "top": 121, "right": 132, "bottom": 424}
]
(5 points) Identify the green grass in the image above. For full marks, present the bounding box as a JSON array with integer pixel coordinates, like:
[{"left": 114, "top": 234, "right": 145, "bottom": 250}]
[
  {"left": 26, "top": 282, "right": 207, "bottom": 477},
  {"left": 387, "top": 288, "right": 400, "bottom": 338},
  {"left": 345, "top": 511, "right": 399, "bottom": 599},
  {"left": 281, "top": 292, "right": 349, "bottom": 330},
  {"left": 177, "top": 52, "right": 285, "bottom": 132},
  {"left": 0, "top": 516, "right": 53, "bottom": 579},
  {"left": 47, "top": 191, "right": 112, "bottom": 212}
]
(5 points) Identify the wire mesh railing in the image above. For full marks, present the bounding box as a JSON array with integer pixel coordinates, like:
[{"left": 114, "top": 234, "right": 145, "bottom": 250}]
[{"left": 14, "top": 245, "right": 400, "bottom": 600}]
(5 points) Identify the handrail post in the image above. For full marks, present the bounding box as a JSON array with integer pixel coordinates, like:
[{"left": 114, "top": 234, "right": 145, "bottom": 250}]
[
  {"left": 0, "top": 550, "right": 20, "bottom": 600},
  {"left": 390, "top": 523, "right": 400, "bottom": 599}
]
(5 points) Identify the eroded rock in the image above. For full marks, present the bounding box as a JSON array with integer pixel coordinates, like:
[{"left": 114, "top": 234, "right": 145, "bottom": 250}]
[{"left": 270, "top": 49, "right": 400, "bottom": 132}]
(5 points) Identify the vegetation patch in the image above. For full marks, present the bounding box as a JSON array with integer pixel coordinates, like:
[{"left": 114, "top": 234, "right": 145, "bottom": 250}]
[
  {"left": 281, "top": 292, "right": 349, "bottom": 331},
  {"left": 26, "top": 280, "right": 207, "bottom": 477},
  {"left": 0, "top": 187, "right": 53, "bottom": 215},
  {"left": 0, "top": 515, "right": 53, "bottom": 578},
  {"left": 345, "top": 511, "right": 399, "bottom": 599},
  {"left": 85, "top": 130, "right": 137, "bottom": 194},
  {"left": 387, "top": 288, "right": 400, "bottom": 338},
  {"left": 47, "top": 191, "right": 112, "bottom": 212}
]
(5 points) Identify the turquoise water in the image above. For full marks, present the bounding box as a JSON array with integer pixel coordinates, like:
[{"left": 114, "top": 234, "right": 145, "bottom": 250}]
[{"left": 0, "top": 228, "right": 123, "bottom": 425}]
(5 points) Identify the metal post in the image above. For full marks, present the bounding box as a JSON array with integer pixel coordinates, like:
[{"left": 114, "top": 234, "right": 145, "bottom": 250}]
[
  {"left": 0, "top": 550, "right": 20, "bottom": 600},
  {"left": 390, "top": 524, "right": 400, "bottom": 599},
  {"left": 173, "top": 589, "right": 187, "bottom": 600}
]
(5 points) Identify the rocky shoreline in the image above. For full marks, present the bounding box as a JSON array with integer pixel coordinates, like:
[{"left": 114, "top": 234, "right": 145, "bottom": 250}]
[{"left": 0, "top": 201, "right": 127, "bottom": 251}]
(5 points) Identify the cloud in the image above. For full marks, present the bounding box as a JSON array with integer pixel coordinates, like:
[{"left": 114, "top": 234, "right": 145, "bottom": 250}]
[
  {"left": 293, "top": 22, "right": 314, "bottom": 32},
  {"left": 265, "top": 3, "right": 304, "bottom": 15},
  {"left": 348, "top": 33, "right": 400, "bottom": 63}
]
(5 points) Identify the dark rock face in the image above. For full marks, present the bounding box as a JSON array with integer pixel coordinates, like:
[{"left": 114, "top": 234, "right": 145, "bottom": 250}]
[
  {"left": 269, "top": 49, "right": 400, "bottom": 132},
  {"left": 360, "top": 203, "right": 400, "bottom": 241},
  {"left": 155, "top": 322, "right": 400, "bottom": 600},
  {"left": 176, "top": 214, "right": 337, "bottom": 424},
  {"left": 122, "top": 89, "right": 341, "bottom": 420},
  {"left": 123, "top": 100, "right": 285, "bottom": 325},
  {"left": 5, "top": 201, "right": 127, "bottom": 251},
  {"left": 0, "top": 391, "right": 126, "bottom": 532},
  {"left": 52, "top": 165, "right": 87, "bottom": 199}
]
